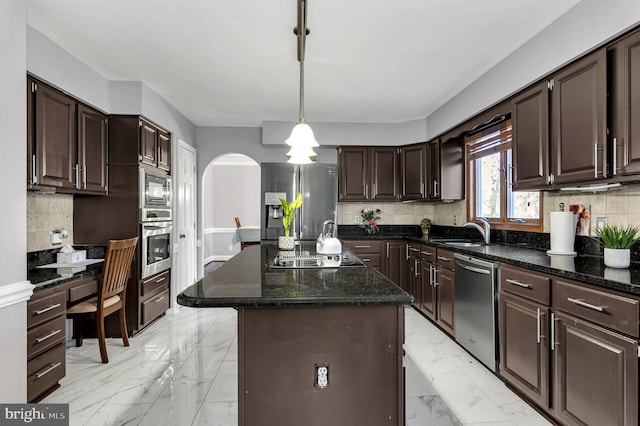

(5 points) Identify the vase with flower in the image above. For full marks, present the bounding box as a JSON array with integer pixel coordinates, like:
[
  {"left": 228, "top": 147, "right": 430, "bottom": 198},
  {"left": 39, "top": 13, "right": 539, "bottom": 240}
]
[{"left": 361, "top": 208, "right": 382, "bottom": 235}]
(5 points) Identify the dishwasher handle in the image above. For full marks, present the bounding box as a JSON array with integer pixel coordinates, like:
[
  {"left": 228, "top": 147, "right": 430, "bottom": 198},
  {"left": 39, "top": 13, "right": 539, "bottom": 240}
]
[{"left": 457, "top": 261, "right": 491, "bottom": 275}]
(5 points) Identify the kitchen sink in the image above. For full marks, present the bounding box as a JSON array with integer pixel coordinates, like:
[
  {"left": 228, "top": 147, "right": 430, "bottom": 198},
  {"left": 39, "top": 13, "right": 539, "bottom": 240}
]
[{"left": 443, "top": 241, "right": 483, "bottom": 248}]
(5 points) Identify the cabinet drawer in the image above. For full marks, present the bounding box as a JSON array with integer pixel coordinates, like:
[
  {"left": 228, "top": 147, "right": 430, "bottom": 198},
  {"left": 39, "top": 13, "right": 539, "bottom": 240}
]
[
  {"left": 359, "top": 253, "right": 381, "bottom": 267},
  {"left": 67, "top": 277, "right": 98, "bottom": 303},
  {"left": 141, "top": 270, "right": 170, "bottom": 298},
  {"left": 142, "top": 289, "right": 170, "bottom": 325},
  {"left": 554, "top": 279, "right": 639, "bottom": 337},
  {"left": 27, "top": 290, "right": 66, "bottom": 329},
  {"left": 500, "top": 264, "right": 550, "bottom": 305},
  {"left": 419, "top": 245, "right": 436, "bottom": 264},
  {"left": 436, "top": 248, "right": 455, "bottom": 270},
  {"left": 27, "top": 342, "right": 65, "bottom": 403},
  {"left": 27, "top": 314, "right": 66, "bottom": 360},
  {"left": 342, "top": 240, "right": 382, "bottom": 254}
]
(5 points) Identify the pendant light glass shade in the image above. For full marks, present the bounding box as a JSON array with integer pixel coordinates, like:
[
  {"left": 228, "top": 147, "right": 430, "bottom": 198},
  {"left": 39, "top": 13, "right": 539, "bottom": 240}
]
[
  {"left": 285, "top": 122, "right": 319, "bottom": 148},
  {"left": 286, "top": 140, "right": 317, "bottom": 164}
]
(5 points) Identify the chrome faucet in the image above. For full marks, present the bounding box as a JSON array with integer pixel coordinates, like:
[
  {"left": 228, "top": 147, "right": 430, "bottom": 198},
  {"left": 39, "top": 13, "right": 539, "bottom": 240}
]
[{"left": 462, "top": 218, "right": 491, "bottom": 245}]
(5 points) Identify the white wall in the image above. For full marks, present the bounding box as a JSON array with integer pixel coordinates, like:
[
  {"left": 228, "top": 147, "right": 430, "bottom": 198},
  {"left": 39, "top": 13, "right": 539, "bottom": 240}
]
[
  {"left": 427, "top": 0, "right": 640, "bottom": 137},
  {"left": 27, "top": 26, "right": 196, "bottom": 146},
  {"left": 262, "top": 118, "right": 428, "bottom": 146},
  {"left": 0, "top": 0, "right": 29, "bottom": 402}
]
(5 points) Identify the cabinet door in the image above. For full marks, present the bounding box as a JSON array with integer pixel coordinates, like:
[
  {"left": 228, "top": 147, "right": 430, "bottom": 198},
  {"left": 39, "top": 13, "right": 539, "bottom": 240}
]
[
  {"left": 34, "top": 81, "right": 77, "bottom": 189},
  {"left": 407, "top": 245, "right": 421, "bottom": 308},
  {"left": 499, "top": 292, "right": 550, "bottom": 409},
  {"left": 436, "top": 267, "right": 455, "bottom": 336},
  {"left": 426, "top": 139, "right": 441, "bottom": 200},
  {"left": 77, "top": 104, "right": 107, "bottom": 194},
  {"left": 512, "top": 81, "right": 551, "bottom": 190},
  {"left": 157, "top": 130, "right": 171, "bottom": 172},
  {"left": 338, "top": 147, "right": 368, "bottom": 201},
  {"left": 440, "top": 137, "right": 465, "bottom": 200},
  {"left": 383, "top": 241, "right": 406, "bottom": 290},
  {"left": 400, "top": 143, "right": 426, "bottom": 200},
  {"left": 140, "top": 120, "right": 158, "bottom": 167},
  {"left": 611, "top": 28, "right": 640, "bottom": 177},
  {"left": 421, "top": 260, "right": 436, "bottom": 320},
  {"left": 551, "top": 49, "right": 607, "bottom": 184},
  {"left": 553, "top": 313, "right": 638, "bottom": 426},
  {"left": 370, "top": 147, "right": 399, "bottom": 201}
]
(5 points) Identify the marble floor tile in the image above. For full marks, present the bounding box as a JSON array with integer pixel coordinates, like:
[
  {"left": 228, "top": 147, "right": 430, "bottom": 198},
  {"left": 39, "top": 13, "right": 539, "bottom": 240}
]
[{"left": 45, "top": 305, "right": 552, "bottom": 425}]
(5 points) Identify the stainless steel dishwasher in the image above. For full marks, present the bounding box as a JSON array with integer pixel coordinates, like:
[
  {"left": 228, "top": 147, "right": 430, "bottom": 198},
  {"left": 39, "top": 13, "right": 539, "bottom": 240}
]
[{"left": 454, "top": 253, "right": 499, "bottom": 372}]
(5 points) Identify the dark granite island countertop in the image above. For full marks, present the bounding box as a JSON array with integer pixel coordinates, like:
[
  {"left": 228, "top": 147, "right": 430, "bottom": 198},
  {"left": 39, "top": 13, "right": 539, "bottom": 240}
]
[
  {"left": 177, "top": 244, "right": 413, "bottom": 308},
  {"left": 178, "top": 243, "right": 410, "bottom": 426}
]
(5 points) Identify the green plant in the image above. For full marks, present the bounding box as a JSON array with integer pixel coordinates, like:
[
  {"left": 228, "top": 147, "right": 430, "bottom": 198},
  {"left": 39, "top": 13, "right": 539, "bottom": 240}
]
[
  {"left": 279, "top": 192, "right": 302, "bottom": 237},
  {"left": 420, "top": 218, "right": 432, "bottom": 229},
  {"left": 361, "top": 208, "right": 382, "bottom": 235},
  {"left": 596, "top": 224, "right": 640, "bottom": 249}
]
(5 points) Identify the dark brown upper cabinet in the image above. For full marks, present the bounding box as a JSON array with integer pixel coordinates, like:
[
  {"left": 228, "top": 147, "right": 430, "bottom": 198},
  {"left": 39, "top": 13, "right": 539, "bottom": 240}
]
[
  {"left": 610, "top": 28, "right": 640, "bottom": 179},
  {"left": 338, "top": 146, "right": 399, "bottom": 201},
  {"left": 511, "top": 81, "right": 550, "bottom": 190},
  {"left": 77, "top": 104, "right": 108, "bottom": 194},
  {"left": 510, "top": 49, "right": 607, "bottom": 189},
  {"left": 426, "top": 139, "right": 440, "bottom": 200},
  {"left": 438, "top": 138, "right": 465, "bottom": 201},
  {"left": 140, "top": 118, "right": 171, "bottom": 173},
  {"left": 551, "top": 49, "right": 607, "bottom": 185},
  {"left": 400, "top": 143, "right": 426, "bottom": 201},
  {"left": 27, "top": 76, "right": 107, "bottom": 194}
]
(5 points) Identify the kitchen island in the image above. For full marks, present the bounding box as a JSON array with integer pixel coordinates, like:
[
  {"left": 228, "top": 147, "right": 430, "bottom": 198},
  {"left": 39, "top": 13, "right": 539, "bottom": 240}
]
[{"left": 178, "top": 244, "right": 412, "bottom": 426}]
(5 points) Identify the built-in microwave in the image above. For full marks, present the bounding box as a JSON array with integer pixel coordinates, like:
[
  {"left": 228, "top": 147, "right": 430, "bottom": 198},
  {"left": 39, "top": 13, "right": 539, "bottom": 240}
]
[{"left": 140, "top": 168, "right": 172, "bottom": 222}]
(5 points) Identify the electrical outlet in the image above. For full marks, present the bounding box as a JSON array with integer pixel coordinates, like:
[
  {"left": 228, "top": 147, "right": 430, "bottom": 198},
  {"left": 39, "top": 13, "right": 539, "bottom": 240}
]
[
  {"left": 596, "top": 217, "right": 608, "bottom": 230},
  {"left": 314, "top": 363, "right": 329, "bottom": 388},
  {"left": 354, "top": 215, "right": 361, "bottom": 224},
  {"left": 50, "top": 230, "right": 62, "bottom": 245},
  {"left": 453, "top": 215, "right": 457, "bottom": 226}
]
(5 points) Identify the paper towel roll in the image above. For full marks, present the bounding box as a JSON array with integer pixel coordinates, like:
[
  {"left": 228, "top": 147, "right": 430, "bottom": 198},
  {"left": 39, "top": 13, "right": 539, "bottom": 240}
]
[{"left": 548, "top": 212, "right": 577, "bottom": 255}]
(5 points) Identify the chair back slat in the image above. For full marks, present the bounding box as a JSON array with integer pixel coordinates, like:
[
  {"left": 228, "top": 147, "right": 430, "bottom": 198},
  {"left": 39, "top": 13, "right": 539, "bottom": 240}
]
[{"left": 99, "top": 237, "right": 138, "bottom": 302}]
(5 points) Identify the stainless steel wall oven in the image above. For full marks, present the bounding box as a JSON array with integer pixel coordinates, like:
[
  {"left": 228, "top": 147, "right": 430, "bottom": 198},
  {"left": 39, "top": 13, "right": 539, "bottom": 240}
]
[{"left": 141, "top": 221, "right": 172, "bottom": 279}]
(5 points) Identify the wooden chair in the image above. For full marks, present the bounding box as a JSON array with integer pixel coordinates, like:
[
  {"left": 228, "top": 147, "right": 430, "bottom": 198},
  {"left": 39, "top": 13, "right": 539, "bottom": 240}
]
[{"left": 67, "top": 237, "right": 138, "bottom": 363}]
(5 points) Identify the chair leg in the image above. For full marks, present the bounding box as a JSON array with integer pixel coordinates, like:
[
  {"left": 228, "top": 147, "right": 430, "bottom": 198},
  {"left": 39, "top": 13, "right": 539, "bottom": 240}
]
[
  {"left": 119, "top": 308, "right": 130, "bottom": 347},
  {"left": 73, "top": 318, "right": 83, "bottom": 347},
  {"left": 97, "top": 315, "right": 108, "bottom": 363}
]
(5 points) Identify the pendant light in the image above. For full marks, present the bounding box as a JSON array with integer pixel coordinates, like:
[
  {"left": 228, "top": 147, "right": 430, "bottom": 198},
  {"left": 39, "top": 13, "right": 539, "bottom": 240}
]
[{"left": 286, "top": 0, "right": 318, "bottom": 164}]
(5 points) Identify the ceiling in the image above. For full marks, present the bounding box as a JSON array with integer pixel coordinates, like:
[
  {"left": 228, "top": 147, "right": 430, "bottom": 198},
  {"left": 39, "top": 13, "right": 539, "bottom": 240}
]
[{"left": 27, "top": 0, "right": 581, "bottom": 127}]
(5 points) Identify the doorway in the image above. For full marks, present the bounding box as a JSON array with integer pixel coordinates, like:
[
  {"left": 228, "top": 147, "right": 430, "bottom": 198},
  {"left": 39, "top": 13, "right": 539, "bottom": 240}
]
[
  {"left": 202, "top": 153, "right": 260, "bottom": 264},
  {"left": 174, "top": 140, "right": 197, "bottom": 306}
]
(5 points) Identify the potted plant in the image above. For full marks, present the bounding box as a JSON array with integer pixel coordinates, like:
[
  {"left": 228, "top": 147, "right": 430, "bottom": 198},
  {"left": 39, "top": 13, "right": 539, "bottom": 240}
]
[
  {"left": 420, "top": 218, "right": 432, "bottom": 236},
  {"left": 279, "top": 192, "right": 302, "bottom": 250},
  {"left": 361, "top": 208, "right": 382, "bottom": 235},
  {"left": 596, "top": 224, "right": 640, "bottom": 268}
]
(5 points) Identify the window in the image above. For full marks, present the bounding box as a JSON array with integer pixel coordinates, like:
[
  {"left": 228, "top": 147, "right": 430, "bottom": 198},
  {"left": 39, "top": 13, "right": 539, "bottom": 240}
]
[{"left": 466, "top": 118, "right": 542, "bottom": 231}]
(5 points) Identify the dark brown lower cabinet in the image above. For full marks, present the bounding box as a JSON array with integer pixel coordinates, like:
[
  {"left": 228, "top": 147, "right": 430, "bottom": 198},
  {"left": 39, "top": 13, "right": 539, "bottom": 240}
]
[
  {"left": 420, "top": 247, "right": 436, "bottom": 320},
  {"left": 382, "top": 240, "right": 408, "bottom": 291},
  {"left": 499, "top": 292, "right": 550, "bottom": 408},
  {"left": 408, "top": 243, "right": 421, "bottom": 310},
  {"left": 436, "top": 266, "right": 455, "bottom": 336},
  {"left": 553, "top": 313, "right": 638, "bottom": 426}
]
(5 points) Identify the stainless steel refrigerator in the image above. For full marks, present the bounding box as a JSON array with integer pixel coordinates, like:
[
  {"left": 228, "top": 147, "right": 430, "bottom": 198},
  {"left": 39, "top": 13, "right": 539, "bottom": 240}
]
[{"left": 261, "top": 163, "right": 338, "bottom": 241}]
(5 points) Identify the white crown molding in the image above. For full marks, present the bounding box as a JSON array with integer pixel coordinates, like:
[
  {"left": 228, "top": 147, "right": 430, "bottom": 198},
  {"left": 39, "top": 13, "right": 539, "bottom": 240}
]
[{"left": 0, "top": 281, "right": 35, "bottom": 309}]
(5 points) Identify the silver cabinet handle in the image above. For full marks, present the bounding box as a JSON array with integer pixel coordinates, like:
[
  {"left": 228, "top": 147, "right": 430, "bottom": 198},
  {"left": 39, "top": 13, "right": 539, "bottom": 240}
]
[
  {"left": 420, "top": 251, "right": 433, "bottom": 256},
  {"left": 414, "top": 259, "right": 419, "bottom": 277},
  {"left": 354, "top": 245, "right": 370, "bottom": 249},
  {"left": 594, "top": 143, "right": 598, "bottom": 178},
  {"left": 35, "top": 362, "right": 62, "bottom": 379},
  {"left": 409, "top": 247, "right": 419, "bottom": 252},
  {"left": 36, "top": 328, "right": 61, "bottom": 343},
  {"left": 613, "top": 137, "right": 618, "bottom": 176},
  {"left": 155, "top": 277, "right": 166, "bottom": 283},
  {"left": 437, "top": 256, "right": 451, "bottom": 262},
  {"left": 362, "top": 258, "right": 371, "bottom": 262},
  {"left": 506, "top": 278, "right": 531, "bottom": 288},
  {"left": 74, "top": 164, "right": 80, "bottom": 189},
  {"left": 551, "top": 313, "right": 560, "bottom": 351},
  {"left": 31, "top": 154, "right": 38, "bottom": 185},
  {"left": 82, "top": 166, "right": 87, "bottom": 189},
  {"left": 429, "top": 264, "right": 433, "bottom": 286},
  {"left": 433, "top": 267, "right": 439, "bottom": 287},
  {"left": 35, "top": 303, "right": 61, "bottom": 315},
  {"left": 536, "top": 308, "right": 547, "bottom": 344},
  {"left": 386, "top": 242, "right": 389, "bottom": 258},
  {"left": 459, "top": 264, "right": 490, "bottom": 275},
  {"left": 567, "top": 297, "right": 605, "bottom": 312},
  {"left": 405, "top": 243, "right": 409, "bottom": 260},
  {"left": 155, "top": 296, "right": 165, "bottom": 303}
]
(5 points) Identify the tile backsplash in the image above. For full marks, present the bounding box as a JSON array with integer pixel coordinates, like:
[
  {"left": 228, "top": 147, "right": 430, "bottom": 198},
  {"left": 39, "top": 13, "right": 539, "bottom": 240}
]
[
  {"left": 338, "top": 183, "right": 640, "bottom": 233},
  {"left": 27, "top": 192, "right": 73, "bottom": 252}
]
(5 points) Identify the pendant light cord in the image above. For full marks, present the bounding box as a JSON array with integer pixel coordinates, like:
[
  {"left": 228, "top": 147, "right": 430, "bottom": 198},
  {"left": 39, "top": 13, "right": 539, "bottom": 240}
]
[{"left": 296, "top": 0, "right": 308, "bottom": 122}]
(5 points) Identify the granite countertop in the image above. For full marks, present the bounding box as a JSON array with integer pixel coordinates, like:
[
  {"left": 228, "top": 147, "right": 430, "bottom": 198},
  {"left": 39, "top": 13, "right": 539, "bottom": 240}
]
[
  {"left": 27, "top": 246, "right": 105, "bottom": 291},
  {"left": 177, "top": 244, "right": 413, "bottom": 308},
  {"left": 337, "top": 224, "right": 640, "bottom": 295}
]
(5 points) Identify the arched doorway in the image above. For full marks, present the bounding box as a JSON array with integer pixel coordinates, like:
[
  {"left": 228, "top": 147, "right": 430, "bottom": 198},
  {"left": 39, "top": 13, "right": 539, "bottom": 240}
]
[{"left": 202, "top": 153, "right": 260, "bottom": 265}]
